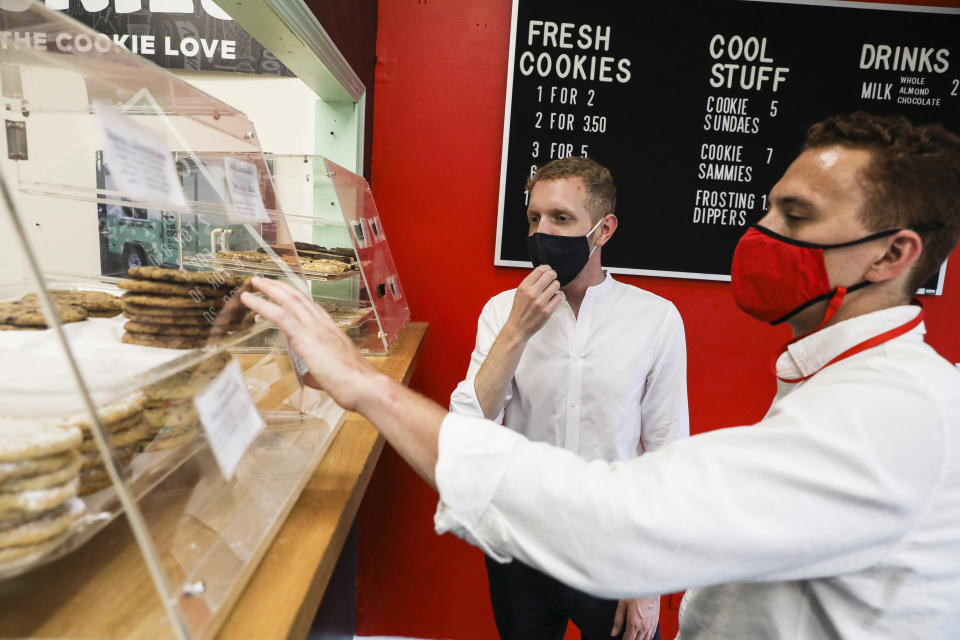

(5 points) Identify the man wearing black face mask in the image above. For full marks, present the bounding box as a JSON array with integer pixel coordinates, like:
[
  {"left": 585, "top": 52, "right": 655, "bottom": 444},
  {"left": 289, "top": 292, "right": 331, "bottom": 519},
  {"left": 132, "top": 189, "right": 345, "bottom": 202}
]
[
  {"left": 448, "top": 157, "right": 689, "bottom": 640},
  {"left": 240, "top": 113, "right": 960, "bottom": 639}
]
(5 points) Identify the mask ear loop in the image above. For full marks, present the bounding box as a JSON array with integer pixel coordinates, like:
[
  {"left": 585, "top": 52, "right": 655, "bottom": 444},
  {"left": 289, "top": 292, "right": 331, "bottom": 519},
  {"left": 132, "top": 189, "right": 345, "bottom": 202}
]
[
  {"left": 816, "top": 286, "right": 847, "bottom": 331},
  {"left": 770, "top": 286, "right": 847, "bottom": 379},
  {"left": 586, "top": 216, "right": 606, "bottom": 259}
]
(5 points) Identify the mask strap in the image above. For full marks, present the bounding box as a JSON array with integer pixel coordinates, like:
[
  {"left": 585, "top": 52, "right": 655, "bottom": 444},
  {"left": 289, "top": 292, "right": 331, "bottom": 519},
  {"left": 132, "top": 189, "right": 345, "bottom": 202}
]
[
  {"left": 587, "top": 216, "right": 605, "bottom": 238},
  {"left": 818, "top": 287, "right": 847, "bottom": 330},
  {"left": 783, "top": 286, "right": 847, "bottom": 346},
  {"left": 753, "top": 221, "right": 945, "bottom": 250},
  {"left": 586, "top": 216, "right": 606, "bottom": 258},
  {"left": 769, "top": 286, "right": 847, "bottom": 377},
  {"left": 814, "top": 280, "right": 873, "bottom": 330},
  {"left": 769, "top": 280, "right": 872, "bottom": 326}
]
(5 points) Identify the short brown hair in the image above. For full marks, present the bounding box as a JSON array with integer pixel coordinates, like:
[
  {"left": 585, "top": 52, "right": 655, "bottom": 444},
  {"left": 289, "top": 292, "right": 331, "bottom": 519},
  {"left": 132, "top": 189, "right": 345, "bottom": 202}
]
[
  {"left": 526, "top": 157, "right": 616, "bottom": 222},
  {"left": 803, "top": 112, "right": 960, "bottom": 294}
]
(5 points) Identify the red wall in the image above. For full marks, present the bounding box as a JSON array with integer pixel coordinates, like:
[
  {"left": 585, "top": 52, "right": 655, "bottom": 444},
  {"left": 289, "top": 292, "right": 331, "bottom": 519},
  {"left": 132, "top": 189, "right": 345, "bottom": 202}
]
[{"left": 358, "top": 1, "right": 960, "bottom": 638}]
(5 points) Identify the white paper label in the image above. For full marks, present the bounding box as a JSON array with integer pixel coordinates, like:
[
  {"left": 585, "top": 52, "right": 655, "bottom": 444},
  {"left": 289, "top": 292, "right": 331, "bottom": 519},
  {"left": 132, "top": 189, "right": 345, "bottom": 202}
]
[
  {"left": 95, "top": 103, "right": 188, "bottom": 210},
  {"left": 224, "top": 157, "right": 270, "bottom": 223},
  {"left": 194, "top": 358, "right": 266, "bottom": 480}
]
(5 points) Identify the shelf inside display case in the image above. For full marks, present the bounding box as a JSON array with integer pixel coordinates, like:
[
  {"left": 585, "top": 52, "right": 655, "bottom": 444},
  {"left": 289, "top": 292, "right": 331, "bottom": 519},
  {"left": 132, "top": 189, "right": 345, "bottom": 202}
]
[
  {"left": 182, "top": 254, "right": 360, "bottom": 282},
  {"left": 322, "top": 304, "right": 375, "bottom": 329}
]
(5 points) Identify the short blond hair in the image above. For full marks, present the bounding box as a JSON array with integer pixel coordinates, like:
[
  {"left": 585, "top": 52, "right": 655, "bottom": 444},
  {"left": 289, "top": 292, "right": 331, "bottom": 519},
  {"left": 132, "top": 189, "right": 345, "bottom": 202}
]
[{"left": 526, "top": 157, "right": 616, "bottom": 222}]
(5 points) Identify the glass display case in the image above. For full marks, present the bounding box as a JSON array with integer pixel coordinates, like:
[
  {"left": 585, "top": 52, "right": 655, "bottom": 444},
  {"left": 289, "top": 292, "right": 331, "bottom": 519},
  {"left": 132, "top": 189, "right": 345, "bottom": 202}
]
[
  {"left": 165, "top": 152, "right": 410, "bottom": 355},
  {"left": 0, "top": 4, "right": 350, "bottom": 638}
]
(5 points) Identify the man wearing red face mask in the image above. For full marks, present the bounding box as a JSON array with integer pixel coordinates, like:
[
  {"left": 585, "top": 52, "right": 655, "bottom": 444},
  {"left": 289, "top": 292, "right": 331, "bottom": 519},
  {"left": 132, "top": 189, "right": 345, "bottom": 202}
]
[
  {"left": 242, "top": 112, "right": 960, "bottom": 639},
  {"left": 448, "top": 157, "right": 687, "bottom": 640}
]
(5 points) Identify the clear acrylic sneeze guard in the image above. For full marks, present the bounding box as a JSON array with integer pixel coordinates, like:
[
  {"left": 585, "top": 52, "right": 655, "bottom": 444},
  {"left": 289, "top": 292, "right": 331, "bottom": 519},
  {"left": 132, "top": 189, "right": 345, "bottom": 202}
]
[
  {"left": 0, "top": 3, "right": 346, "bottom": 638},
  {"left": 179, "top": 152, "right": 411, "bottom": 355},
  {"left": 268, "top": 154, "right": 410, "bottom": 355}
]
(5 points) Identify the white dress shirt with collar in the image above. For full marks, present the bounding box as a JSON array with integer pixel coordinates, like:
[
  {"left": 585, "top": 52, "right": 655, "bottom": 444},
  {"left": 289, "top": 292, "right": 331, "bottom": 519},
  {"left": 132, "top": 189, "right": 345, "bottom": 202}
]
[
  {"left": 434, "top": 305, "right": 960, "bottom": 639},
  {"left": 449, "top": 272, "right": 689, "bottom": 461}
]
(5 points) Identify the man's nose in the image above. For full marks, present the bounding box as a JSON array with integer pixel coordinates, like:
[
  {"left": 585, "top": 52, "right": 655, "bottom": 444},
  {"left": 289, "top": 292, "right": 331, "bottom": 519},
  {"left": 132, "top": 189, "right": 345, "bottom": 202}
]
[
  {"left": 537, "top": 219, "right": 557, "bottom": 234},
  {"left": 756, "top": 210, "right": 778, "bottom": 232}
]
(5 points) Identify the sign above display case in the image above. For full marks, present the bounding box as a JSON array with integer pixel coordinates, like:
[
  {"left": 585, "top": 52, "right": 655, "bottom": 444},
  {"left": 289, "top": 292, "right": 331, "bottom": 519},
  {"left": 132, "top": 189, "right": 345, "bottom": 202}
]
[{"left": 33, "top": 0, "right": 295, "bottom": 75}]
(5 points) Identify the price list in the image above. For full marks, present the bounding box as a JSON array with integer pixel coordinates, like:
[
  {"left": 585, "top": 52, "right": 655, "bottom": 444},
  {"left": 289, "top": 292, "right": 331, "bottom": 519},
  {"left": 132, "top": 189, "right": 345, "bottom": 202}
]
[
  {"left": 505, "top": 19, "right": 632, "bottom": 209},
  {"left": 693, "top": 35, "right": 788, "bottom": 231},
  {"left": 496, "top": 0, "right": 960, "bottom": 285}
]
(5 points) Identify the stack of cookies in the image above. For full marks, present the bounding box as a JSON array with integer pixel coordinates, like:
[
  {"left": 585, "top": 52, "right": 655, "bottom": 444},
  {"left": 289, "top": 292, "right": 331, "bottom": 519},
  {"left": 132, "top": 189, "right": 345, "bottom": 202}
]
[
  {"left": 65, "top": 393, "right": 150, "bottom": 496},
  {"left": 141, "top": 353, "right": 232, "bottom": 451},
  {"left": 118, "top": 267, "right": 249, "bottom": 349},
  {"left": 0, "top": 419, "right": 85, "bottom": 569}
]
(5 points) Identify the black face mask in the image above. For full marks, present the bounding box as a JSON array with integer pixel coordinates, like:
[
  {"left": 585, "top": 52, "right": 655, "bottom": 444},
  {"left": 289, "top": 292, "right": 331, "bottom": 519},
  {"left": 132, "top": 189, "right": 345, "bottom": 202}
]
[{"left": 526, "top": 218, "right": 604, "bottom": 286}]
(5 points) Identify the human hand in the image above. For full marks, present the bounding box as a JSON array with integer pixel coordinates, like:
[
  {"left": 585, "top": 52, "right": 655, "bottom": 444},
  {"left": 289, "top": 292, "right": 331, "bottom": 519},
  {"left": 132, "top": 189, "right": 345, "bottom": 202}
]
[
  {"left": 210, "top": 279, "right": 256, "bottom": 335},
  {"left": 503, "top": 265, "right": 562, "bottom": 342},
  {"left": 239, "top": 277, "right": 382, "bottom": 412},
  {"left": 611, "top": 596, "right": 659, "bottom": 640}
]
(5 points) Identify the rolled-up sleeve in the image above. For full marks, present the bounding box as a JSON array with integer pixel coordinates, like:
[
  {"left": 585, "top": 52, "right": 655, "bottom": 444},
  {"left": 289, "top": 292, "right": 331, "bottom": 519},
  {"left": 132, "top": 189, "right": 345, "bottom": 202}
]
[
  {"left": 434, "top": 412, "right": 523, "bottom": 560},
  {"left": 434, "top": 370, "right": 944, "bottom": 600},
  {"left": 449, "top": 298, "right": 508, "bottom": 423}
]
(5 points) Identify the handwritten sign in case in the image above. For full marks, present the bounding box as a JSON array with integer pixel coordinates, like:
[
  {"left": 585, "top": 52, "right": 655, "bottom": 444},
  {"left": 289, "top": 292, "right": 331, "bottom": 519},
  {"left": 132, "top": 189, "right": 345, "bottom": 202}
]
[{"left": 496, "top": 0, "right": 960, "bottom": 289}]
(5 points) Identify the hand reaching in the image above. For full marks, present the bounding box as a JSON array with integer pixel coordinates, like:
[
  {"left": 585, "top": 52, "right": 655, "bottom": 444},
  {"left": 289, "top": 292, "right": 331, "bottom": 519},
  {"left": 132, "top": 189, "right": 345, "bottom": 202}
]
[{"left": 240, "top": 277, "right": 382, "bottom": 412}]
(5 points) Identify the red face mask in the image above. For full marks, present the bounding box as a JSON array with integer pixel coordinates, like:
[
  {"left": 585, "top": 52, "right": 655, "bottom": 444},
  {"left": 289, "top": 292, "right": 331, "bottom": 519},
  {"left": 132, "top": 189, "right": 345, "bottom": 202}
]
[{"left": 731, "top": 224, "right": 906, "bottom": 325}]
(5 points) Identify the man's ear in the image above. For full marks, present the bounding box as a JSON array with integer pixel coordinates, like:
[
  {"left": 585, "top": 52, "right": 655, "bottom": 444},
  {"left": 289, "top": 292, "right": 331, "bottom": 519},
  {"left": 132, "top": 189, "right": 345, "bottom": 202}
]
[
  {"left": 595, "top": 214, "right": 619, "bottom": 247},
  {"left": 865, "top": 229, "right": 923, "bottom": 283}
]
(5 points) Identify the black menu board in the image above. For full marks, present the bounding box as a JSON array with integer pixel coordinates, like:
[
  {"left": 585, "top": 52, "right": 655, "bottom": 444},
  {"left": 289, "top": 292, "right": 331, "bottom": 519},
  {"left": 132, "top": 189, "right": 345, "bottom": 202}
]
[{"left": 495, "top": 0, "right": 960, "bottom": 291}]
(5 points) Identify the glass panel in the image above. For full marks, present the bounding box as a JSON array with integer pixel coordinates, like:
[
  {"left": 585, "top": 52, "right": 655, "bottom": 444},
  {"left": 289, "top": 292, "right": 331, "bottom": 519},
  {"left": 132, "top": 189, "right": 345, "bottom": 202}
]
[
  {"left": 325, "top": 157, "right": 410, "bottom": 354},
  {"left": 266, "top": 154, "right": 410, "bottom": 354}
]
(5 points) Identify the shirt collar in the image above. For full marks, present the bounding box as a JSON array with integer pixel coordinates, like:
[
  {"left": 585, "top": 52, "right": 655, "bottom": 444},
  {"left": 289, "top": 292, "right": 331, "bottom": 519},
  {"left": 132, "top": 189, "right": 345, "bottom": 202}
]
[
  {"left": 776, "top": 305, "right": 925, "bottom": 381},
  {"left": 582, "top": 271, "right": 614, "bottom": 300}
]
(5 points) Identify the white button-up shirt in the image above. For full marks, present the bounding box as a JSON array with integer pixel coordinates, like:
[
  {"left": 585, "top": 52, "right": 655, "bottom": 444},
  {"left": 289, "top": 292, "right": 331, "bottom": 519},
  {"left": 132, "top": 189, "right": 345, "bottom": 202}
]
[
  {"left": 434, "top": 305, "right": 960, "bottom": 639},
  {"left": 449, "top": 272, "right": 688, "bottom": 460}
]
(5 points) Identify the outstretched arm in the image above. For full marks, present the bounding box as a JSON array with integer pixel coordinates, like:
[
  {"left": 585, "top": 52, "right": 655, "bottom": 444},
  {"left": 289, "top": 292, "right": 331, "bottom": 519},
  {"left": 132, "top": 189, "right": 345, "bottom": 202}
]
[{"left": 241, "top": 277, "right": 446, "bottom": 488}]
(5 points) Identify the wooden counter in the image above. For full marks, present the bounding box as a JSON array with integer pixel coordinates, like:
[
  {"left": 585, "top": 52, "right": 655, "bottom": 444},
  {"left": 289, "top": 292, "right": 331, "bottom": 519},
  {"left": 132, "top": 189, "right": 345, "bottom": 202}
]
[{"left": 216, "top": 321, "right": 428, "bottom": 640}]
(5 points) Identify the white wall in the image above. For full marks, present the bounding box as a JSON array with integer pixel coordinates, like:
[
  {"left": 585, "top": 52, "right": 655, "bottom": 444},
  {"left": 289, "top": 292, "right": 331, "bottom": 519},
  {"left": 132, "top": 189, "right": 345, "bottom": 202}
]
[{"left": 172, "top": 71, "right": 359, "bottom": 171}]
